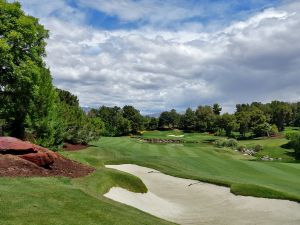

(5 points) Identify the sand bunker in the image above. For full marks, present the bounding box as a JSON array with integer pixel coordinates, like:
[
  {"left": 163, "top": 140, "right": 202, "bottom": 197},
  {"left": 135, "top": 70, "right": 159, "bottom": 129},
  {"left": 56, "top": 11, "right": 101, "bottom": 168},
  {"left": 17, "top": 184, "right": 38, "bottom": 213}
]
[
  {"left": 168, "top": 135, "right": 184, "bottom": 137},
  {"left": 104, "top": 164, "right": 300, "bottom": 225}
]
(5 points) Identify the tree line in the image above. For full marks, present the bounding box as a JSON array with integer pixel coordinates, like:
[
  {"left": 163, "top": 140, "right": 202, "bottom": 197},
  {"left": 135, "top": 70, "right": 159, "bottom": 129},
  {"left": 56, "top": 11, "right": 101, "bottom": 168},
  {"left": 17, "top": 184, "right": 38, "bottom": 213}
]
[
  {"left": 86, "top": 100, "right": 300, "bottom": 140},
  {"left": 155, "top": 101, "right": 300, "bottom": 138},
  {"left": 0, "top": 1, "right": 103, "bottom": 148},
  {"left": 1, "top": 0, "right": 300, "bottom": 160}
]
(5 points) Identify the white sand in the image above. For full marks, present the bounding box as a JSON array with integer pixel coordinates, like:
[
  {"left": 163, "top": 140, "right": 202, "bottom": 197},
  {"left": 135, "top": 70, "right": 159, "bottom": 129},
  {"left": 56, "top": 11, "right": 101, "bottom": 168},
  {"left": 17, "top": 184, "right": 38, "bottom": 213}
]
[
  {"left": 168, "top": 135, "right": 184, "bottom": 137},
  {"left": 104, "top": 164, "right": 300, "bottom": 225}
]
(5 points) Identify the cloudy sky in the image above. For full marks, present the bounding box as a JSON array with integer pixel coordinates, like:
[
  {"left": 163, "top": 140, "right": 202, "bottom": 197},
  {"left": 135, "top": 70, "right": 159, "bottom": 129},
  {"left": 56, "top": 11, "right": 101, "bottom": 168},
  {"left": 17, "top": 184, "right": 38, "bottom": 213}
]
[{"left": 11, "top": 0, "right": 300, "bottom": 113}]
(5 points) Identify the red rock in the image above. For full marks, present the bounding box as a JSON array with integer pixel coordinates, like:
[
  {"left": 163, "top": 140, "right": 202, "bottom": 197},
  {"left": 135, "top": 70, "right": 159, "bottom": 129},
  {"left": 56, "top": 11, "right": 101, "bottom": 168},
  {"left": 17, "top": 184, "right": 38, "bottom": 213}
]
[
  {"left": 0, "top": 137, "right": 59, "bottom": 167},
  {"left": 0, "top": 137, "right": 36, "bottom": 152},
  {"left": 20, "top": 152, "right": 55, "bottom": 167}
]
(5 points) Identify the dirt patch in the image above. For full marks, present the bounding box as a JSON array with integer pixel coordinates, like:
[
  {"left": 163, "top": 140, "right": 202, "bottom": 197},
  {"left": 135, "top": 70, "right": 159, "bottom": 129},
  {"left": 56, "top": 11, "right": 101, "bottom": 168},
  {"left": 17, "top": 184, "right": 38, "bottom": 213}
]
[
  {"left": 0, "top": 137, "right": 94, "bottom": 178},
  {"left": 63, "top": 143, "right": 89, "bottom": 151},
  {"left": 0, "top": 154, "right": 94, "bottom": 178}
]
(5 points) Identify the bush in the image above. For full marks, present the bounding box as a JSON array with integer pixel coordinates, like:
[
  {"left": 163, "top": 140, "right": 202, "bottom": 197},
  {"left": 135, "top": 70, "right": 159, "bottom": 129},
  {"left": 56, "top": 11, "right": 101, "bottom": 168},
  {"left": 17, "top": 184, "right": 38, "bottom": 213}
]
[
  {"left": 214, "top": 139, "right": 226, "bottom": 148},
  {"left": 254, "top": 144, "right": 263, "bottom": 152},
  {"left": 214, "top": 138, "right": 238, "bottom": 148},
  {"left": 270, "top": 124, "right": 279, "bottom": 135},
  {"left": 227, "top": 139, "right": 238, "bottom": 148},
  {"left": 237, "top": 145, "right": 246, "bottom": 152},
  {"left": 286, "top": 132, "right": 300, "bottom": 160},
  {"left": 285, "top": 131, "right": 298, "bottom": 140}
]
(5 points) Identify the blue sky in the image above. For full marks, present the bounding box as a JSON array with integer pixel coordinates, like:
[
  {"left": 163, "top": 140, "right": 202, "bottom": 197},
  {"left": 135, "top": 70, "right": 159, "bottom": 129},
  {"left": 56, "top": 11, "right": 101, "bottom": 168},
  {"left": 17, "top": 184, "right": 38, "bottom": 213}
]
[
  {"left": 22, "top": 0, "right": 283, "bottom": 30},
  {"left": 11, "top": 0, "right": 300, "bottom": 113},
  {"left": 76, "top": 0, "right": 282, "bottom": 30}
]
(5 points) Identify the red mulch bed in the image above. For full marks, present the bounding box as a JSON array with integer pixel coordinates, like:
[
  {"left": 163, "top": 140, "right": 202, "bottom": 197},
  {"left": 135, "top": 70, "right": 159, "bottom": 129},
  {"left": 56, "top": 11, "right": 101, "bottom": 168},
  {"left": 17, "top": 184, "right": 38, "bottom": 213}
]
[
  {"left": 0, "top": 137, "right": 95, "bottom": 178},
  {"left": 0, "top": 154, "right": 95, "bottom": 178},
  {"left": 63, "top": 143, "right": 89, "bottom": 151}
]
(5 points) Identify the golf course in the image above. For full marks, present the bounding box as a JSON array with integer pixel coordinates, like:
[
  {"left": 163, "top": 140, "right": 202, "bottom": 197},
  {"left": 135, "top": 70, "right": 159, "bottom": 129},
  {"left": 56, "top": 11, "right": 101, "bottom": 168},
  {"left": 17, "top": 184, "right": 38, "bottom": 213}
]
[
  {"left": 1, "top": 131, "right": 300, "bottom": 225},
  {"left": 2, "top": 0, "right": 300, "bottom": 224}
]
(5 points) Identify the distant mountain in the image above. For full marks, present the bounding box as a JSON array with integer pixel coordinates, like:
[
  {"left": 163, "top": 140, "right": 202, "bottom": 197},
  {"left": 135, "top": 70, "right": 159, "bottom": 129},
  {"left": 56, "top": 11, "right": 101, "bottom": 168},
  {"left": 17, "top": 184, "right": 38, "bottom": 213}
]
[
  {"left": 144, "top": 112, "right": 161, "bottom": 118},
  {"left": 81, "top": 107, "right": 92, "bottom": 114}
]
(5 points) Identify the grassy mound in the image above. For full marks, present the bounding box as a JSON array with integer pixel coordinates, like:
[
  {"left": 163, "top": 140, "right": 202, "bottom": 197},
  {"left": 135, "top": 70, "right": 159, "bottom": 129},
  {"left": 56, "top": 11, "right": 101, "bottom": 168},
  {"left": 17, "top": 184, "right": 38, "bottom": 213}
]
[{"left": 231, "top": 184, "right": 300, "bottom": 202}]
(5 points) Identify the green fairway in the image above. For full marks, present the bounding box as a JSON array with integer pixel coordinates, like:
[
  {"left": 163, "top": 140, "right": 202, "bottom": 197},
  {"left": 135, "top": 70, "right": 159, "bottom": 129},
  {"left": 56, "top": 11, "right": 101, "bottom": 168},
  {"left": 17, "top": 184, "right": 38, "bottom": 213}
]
[
  {"left": 1, "top": 131, "right": 300, "bottom": 225},
  {"left": 63, "top": 133, "right": 300, "bottom": 202},
  {"left": 140, "top": 130, "right": 219, "bottom": 143}
]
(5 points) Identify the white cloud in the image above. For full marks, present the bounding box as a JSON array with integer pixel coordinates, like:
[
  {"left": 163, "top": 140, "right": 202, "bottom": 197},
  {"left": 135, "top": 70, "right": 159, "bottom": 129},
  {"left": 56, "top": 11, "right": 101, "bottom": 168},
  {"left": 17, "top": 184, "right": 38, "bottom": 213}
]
[
  {"left": 78, "top": 0, "right": 205, "bottom": 24},
  {"left": 10, "top": 1, "right": 300, "bottom": 113}
]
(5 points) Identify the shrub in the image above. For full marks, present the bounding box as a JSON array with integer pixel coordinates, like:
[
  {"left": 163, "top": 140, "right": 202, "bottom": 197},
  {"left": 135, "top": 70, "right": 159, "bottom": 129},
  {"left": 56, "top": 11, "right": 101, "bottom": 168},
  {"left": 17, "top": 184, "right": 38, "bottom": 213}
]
[
  {"left": 254, "top": 144, "right": 263, "bottom": 152},
  {"left": 214, "top": 139, "right": 226, "bottom": 148},
  {"left": 285, "top": 131, "right": 298, "bottom": 140},
  {"left": 214, "top": 138, "right": 238, "bottom": 148},
  {"left": 286, "top": 132, "right": 300, "bottom": 160},
  {"left": 270, "top": 124, "right": 279, "bottom": 135},
  {"left": 237, "top": 145, "right": 246, "bottom": 152},
  {"left": 227, "top": 139, "right": 238, "bottom": 148}
]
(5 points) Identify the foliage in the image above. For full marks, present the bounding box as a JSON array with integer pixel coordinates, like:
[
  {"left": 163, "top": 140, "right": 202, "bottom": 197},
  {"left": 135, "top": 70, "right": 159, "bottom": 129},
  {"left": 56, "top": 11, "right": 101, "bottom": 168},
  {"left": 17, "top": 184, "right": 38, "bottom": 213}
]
[
  {"left": 213, "top": 103, "right": 222, "bottom": 115},
  {"left": 250, "top": 109, "right": 270, "bottom": 137},
  {"left": 158, "top": 109, "right": 180, "bottom": 129},
  {"left": 215, "top": 138, "right": 238, "bottom": 148},
  {"left": 254, "top": 144, "right": 263, "bottom": 152},
  {"left": 95, "top": 105, "right": 143, "bottom": 136},
  {"left": 237, "top": 145, "right": 246, "bottom": 152},
  {"left": 218, "top": 113, "right": 237, "bottom": 137},
  {"left": 195, "top": 105, "right": 216, "bottom": 132},
  {"left": 123, "top": 105, "right": 144, "bottom": 133},
  {"left": 286, "top": 132, "right": 300, "bottom": 159},
  {"left": 181, "top": 108, "right": 196, "bottom": 131},
  {"left": 235, "top": 111, "right": 251, "bottom": 137},
  {"left": 143, "top": 116, "right": 159, "bottom": 131},
  {"left": 0, "top": 0, "right": 49, "bottom": 138},
  {"left": 270, "top": 124, "right": 279, "bottom": 135}
]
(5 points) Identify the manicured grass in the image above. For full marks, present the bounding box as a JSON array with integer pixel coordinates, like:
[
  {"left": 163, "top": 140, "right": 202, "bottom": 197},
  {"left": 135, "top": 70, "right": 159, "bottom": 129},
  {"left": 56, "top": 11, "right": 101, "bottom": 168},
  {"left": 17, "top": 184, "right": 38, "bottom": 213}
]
[
  {"left": 63, "top": 134, "right": 300, "bottom": 203},
  {"left": 240, "top": 137, "right": 295, "bottom": 161},
  {"left": 0, "top": 168, "right": 173, "bottom": 225},
  {"left": 141, "top": 130, "right": 219, "bottom": 143},
  {"left": 231, "top": 183, "right": 299, "bottom": 200},
  {"left": 1, "top": 131, "right": 300, "bottom": 225}
]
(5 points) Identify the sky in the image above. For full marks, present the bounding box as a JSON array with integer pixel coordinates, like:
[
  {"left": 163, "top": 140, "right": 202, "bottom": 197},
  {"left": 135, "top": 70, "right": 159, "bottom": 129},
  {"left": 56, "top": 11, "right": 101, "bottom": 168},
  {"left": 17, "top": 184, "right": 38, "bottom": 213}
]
[{"left": 9, "top": 0, "right": 300, "bottom": 114}]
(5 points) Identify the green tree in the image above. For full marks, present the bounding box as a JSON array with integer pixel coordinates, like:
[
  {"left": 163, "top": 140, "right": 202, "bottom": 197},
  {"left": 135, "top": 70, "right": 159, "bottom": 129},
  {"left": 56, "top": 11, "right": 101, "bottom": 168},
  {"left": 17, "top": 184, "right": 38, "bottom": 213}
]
[
  {"left": 250, "top": 109, "right": 270, "bottom": 137},
  {"left": 0, "top": 0, "right": 49, "bottom": 139},
  {"left": 149, "top": 117, "right": 158, "bottom": 130},
  {"left": 181, "top": 108, "right": 196, "bottom": 131},
  {"left": 123, "top": 105, "right": 143, "bottom": 134},
  {"left": 144, "top": 117, "right": 158, "bottom": 130},
  {"left": 195, "top": 105, "right": 216, "bottom": 132},
  {"left": 213, "top": 103, "right": 222, "bottom": 115},
  {"left": 169, "top": 109, "right": 180, "bottom": 128},
  {"left": 269, "top": 101, "right": 292, "bottom": 131},
  {"left": 158, "top": 111, "right": 172, "bottom": 129},
  {"left": 97, "top": 106, "right": 131, "bottom": 136},
  {"left": 218, "top": 113, "right": 237, "bottom": 137},
  {"left": 270, "top": 124, "right": 279, "bottom": 136},
  {"left": 235, "top": 111, "right": 251, "bottom": 137},
  {"left": 56, "top": 89, "right": 103, "bottom": 144},
  {"left": 286, "top": 132, "right": 300, "bottom": 160}
]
